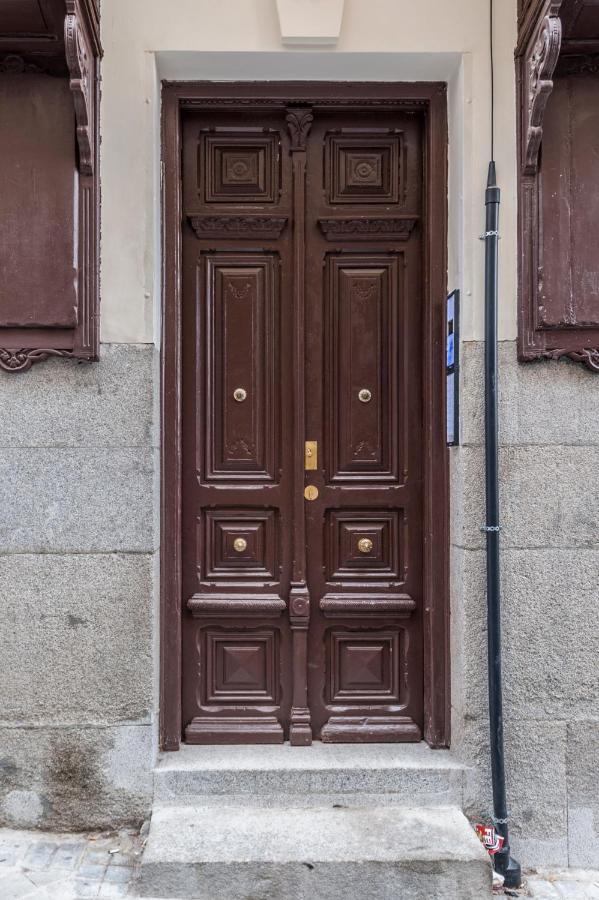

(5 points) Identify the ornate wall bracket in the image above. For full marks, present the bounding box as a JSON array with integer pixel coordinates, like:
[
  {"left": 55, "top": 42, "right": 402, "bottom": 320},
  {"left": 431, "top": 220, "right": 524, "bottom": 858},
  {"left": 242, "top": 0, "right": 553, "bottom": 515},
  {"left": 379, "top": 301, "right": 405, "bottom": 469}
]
[
  {"left": 522, "top": 11, "right": 562, "bottom": 175},
  {"left": 65, "top": 5, "right": 95, "bottom": 175}
]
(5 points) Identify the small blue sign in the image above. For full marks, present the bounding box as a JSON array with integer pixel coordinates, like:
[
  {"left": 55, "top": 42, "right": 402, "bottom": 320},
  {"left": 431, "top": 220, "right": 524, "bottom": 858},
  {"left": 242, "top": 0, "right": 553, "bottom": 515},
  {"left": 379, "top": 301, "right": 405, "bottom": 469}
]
[{"left": 446, "top": 290, "right": 460, "bottom": 446}]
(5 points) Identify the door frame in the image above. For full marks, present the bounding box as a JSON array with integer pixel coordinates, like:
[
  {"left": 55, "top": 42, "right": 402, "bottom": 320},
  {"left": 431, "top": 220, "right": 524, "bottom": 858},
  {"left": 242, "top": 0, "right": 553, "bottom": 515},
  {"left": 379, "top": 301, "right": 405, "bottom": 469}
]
[{"left": 160, "top": 81, "right": 449, "bottom": 751}]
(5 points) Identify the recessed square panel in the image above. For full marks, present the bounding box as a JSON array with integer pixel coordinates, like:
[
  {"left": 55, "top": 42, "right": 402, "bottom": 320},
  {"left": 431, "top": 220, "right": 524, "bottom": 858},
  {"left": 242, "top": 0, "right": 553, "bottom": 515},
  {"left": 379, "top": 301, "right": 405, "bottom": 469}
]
[
  {"left": 326, "top": 133, "right": 402, "bottom": 204},
  {"left": 202, "top": 133, "right": 279, "bottom": 203},
  {"left": 326, "top": 510, "right": 403, "bottom": 581},
  {"left": 205, "top": 629, "right": 278, "bottom": 703},
  {"left": 202, "top": 509, "right": 277, "bottom": 580},
  {"left": 329, "top": 630, "right": 400, "bottom": 703}
]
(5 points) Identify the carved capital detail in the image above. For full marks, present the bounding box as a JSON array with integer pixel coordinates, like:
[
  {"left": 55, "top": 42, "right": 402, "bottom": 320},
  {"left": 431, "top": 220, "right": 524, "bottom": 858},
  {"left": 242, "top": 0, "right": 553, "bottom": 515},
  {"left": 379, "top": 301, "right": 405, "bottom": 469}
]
[
  {"left": 0, "top": 349, "right": 73, "bottom": 374},
  {"left": 523, "top": 12, "right": 562, "bottom": 175},
  {"left": 318, "top": 217, "right": 418, "bottom": 241},
  {"left": 65, "top": 9, "right": 94, "bottom": 175},
  {"left": 286, "top": 108, "right": 314, "bottom": 151},
  {"left": 188, "top": 215, "right": 288, "bottom": 240}
]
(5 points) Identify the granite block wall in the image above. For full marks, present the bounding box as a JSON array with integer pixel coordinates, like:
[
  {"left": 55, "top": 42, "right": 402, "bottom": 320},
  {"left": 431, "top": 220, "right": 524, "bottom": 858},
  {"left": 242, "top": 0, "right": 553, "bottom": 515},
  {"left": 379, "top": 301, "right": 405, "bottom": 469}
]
[{"left": 0, "top": 345, "right": 158, "bottom": 830}]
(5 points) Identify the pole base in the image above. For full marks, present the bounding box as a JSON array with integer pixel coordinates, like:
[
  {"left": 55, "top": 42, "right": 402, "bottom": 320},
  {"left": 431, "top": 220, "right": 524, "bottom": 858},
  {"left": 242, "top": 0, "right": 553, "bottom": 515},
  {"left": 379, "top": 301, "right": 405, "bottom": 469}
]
[{"left": 494, "top": 851, "right": 522, "bottom": 889}]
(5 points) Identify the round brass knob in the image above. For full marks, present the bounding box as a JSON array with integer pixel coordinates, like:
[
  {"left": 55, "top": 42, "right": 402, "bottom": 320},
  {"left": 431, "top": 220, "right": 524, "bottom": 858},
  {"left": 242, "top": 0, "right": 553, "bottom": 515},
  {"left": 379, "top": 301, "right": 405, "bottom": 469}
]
[
  {"left": 357, "top": 537, "right": 373, "bottom": 554},
  {"left": 233, "top": 388, "right": 247, "bottom": 402},
  {"left": 233, "top": 537, "right": 247, "bottom": 553},
  {"left": 358, "top": 389, "right": 372, "bottom": 403}
]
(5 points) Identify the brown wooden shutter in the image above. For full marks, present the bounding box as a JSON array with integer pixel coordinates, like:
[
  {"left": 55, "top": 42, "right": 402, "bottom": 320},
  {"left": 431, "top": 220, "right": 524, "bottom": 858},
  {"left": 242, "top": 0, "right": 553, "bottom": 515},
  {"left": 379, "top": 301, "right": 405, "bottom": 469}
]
[
  {"left": 517, "top": 0, "right": 599, "bottom": 372},
  {"left": 0, "top": 0, "right": 101, "bottom": 373}
]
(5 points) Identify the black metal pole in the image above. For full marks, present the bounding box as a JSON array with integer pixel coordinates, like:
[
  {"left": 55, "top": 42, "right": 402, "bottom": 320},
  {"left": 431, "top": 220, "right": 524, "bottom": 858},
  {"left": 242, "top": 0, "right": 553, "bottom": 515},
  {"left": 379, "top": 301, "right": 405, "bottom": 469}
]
[{"left": 483, "top": 161, "right": 521, "bottom": 889}]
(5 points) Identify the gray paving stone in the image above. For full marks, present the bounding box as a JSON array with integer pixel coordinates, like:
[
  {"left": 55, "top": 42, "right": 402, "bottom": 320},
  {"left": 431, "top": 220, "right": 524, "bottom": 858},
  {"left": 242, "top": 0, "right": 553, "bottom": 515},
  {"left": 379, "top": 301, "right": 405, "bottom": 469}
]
[
  {"left": 23, "top": 843, "right": 57, "bottom": 870},
  {"left": 76, "top": 863, "right": 107, "bottom": 879},
  {"left": 104, "top": 866, "right": 133, "bottom": 884}
]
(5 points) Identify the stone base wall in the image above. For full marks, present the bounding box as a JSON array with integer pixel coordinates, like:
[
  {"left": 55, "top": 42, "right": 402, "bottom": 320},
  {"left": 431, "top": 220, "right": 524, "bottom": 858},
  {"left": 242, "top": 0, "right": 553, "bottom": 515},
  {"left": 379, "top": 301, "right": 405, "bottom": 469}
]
[
  {"left": 0, "top": 345, "right": 157, "bottom": 830},
  {"left": 452, "top": 341, "right": 599, "bottom": 868},
  {"left": 1, "top": 340, "right": 597, "bottom": 868}
]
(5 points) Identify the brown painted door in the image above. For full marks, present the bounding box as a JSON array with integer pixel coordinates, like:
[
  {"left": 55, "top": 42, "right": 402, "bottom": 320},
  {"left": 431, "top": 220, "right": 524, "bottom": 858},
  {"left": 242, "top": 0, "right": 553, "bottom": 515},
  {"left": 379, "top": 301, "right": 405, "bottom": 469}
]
[{"left": 181, "top": 101, "right": 424, "bottom": 744}]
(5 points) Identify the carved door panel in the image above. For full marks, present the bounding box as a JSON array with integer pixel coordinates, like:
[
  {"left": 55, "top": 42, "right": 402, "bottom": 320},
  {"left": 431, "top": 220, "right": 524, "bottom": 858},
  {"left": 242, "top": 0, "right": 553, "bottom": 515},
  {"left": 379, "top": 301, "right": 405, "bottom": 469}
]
[
  {"left": 181, "top": 103, "right": 424, "bottom": 744},
  {"left": 304, "top": 110, "right": 424, "bottom": 742}
]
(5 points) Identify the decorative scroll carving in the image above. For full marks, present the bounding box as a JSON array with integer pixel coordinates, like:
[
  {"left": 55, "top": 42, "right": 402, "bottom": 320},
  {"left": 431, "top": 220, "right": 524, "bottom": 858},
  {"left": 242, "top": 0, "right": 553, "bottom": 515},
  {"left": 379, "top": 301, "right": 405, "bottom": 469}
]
[
  {"left": 189, "top": 215, "right": 288, "bottom": 240},
  {"left": 318, "top": 217, "right": 417, "bottom": 241},
  {"left": 523, "top": 12, "right": 562, "bottom": 175},
  {"left": 65, "top": 7, "right": 94, "bottom": 175},
  {"left": 0, "top": 349, "right": 73, "bottom": 374},
  {"left": 286, "top": 109, "right": 314, "bottom": 151},
  {"left": 542, "top": 348, "right": 599, "bottom": 372}
]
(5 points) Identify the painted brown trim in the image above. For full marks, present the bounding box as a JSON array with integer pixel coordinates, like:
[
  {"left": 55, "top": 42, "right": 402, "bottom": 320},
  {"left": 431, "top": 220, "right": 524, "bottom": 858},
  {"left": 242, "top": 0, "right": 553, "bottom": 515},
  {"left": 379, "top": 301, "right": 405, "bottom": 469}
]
[{"left": 160, "top": 81, "right": 450, "bottom": 750}]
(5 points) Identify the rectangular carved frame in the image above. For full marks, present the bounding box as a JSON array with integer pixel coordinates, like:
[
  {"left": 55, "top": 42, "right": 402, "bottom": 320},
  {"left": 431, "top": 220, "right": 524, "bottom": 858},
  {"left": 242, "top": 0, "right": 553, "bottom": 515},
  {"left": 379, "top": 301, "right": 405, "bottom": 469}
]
[
  {"left": 517, "top": 0, "right": 599, "bottom": 372},
  {"left": 160, "top": 81, "right": 450, "bottom": 749}
]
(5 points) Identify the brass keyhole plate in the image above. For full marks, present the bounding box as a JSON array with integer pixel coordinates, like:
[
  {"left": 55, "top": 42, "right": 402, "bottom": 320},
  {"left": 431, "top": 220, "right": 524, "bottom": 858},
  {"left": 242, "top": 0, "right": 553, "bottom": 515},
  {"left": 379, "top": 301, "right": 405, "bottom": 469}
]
[{"left": 304, "top": 485, "right": 319, "bottom": 501}]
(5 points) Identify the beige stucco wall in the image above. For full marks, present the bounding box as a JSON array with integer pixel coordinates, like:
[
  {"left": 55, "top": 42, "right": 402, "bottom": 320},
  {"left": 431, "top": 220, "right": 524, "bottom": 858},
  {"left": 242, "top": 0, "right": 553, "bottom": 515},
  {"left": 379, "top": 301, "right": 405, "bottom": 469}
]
[{"left": 99, "top": 0, "right": 518, "bottom": 343}]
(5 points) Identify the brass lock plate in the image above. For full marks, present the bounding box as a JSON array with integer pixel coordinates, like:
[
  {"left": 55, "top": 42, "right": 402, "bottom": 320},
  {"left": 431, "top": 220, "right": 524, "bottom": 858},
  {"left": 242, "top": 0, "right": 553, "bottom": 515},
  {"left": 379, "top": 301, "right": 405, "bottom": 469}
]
[
  {"left": 304, "top": 485, "right": 319, "bottom": 501},
  {"left": 304, "top": 440, "right": 318, "bottom": 471}
]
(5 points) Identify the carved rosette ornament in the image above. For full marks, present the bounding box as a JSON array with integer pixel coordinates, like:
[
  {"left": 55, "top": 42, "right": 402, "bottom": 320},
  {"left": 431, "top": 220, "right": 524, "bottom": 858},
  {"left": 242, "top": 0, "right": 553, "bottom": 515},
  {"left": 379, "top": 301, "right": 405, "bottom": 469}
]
[
  {"left": 523, "top": 12, "right": 562, "bottom": 175},
  {"left": 65, "top": 6, "right": 94, "bottom": 175}
]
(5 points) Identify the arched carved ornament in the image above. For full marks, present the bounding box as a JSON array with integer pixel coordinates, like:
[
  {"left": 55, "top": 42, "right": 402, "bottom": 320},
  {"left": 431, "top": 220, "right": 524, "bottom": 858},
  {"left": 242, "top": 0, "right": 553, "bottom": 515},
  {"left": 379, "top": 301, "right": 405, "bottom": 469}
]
[
  {"left": 517, "top": 0, "right": 599, "bottom": 372},
  {"left": 0, "top": 0, "right": 101, "bottom": 374}
]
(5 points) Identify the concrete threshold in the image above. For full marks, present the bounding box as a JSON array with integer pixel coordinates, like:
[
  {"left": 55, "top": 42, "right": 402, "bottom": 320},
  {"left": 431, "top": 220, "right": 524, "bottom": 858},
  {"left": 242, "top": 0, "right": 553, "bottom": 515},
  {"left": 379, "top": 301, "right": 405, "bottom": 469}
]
[{"left": 154, "top": 741, "right": 466, "bottom": 807}]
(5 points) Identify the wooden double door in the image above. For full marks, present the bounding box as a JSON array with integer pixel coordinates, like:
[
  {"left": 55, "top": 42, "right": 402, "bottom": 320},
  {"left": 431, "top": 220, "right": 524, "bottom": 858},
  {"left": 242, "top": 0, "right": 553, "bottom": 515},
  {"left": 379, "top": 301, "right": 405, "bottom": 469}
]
[{"left": 181, "top": 100, "right": 425, "bottom": 744}]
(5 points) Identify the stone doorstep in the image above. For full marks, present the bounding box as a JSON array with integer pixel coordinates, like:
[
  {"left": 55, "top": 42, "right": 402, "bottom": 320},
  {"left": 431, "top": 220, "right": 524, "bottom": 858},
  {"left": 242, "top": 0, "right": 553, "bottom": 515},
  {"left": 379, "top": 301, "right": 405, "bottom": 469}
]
[
  {"left": 136, "top": 804, "right": 491, "bottom": 900},
  {"left": 153, "top": 742, "right": 466, "bottom": 807}
]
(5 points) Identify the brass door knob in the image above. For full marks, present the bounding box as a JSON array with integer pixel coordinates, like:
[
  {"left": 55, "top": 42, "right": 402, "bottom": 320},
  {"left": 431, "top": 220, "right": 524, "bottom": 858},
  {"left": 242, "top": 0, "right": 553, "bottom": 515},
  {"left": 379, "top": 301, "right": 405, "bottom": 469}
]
[
  {"left": 233, "top": 538, "right": 247, "bottom": 552},
  {"left": 357, "top": 537, "right": 373, "bottom": 553},
  {"left": 233, "top": 388, "right": 247, "bottom": 402}
]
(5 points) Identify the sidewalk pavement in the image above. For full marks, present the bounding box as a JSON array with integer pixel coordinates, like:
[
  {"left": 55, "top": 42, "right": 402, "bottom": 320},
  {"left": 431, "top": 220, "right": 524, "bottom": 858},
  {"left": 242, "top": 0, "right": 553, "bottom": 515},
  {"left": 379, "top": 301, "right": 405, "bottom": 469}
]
[{"left": 0, "top": 825, "right": 598, "bottom": 899}]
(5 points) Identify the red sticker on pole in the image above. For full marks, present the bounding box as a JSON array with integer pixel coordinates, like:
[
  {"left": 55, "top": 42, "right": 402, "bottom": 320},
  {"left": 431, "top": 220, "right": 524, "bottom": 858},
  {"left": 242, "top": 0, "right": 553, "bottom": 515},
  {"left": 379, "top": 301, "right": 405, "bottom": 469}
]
[{"left": 475, "top": 824, "right": 505, "bottom": 856}]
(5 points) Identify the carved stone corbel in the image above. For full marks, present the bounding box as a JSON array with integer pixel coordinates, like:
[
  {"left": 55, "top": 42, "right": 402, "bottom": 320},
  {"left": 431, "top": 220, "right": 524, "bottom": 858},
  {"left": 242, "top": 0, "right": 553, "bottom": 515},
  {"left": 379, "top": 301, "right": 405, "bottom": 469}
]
[
  {"left": 64, "top": 2, "right": 95, "bottom": 175},
  {"left": 522, "top": 10, "right": 562, "bottom": 175}
]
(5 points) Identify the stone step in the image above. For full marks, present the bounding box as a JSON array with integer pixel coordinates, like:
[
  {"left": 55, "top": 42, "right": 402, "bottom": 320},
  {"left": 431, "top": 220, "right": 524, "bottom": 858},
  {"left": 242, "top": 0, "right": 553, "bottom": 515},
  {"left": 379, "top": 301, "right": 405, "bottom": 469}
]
[
  {"left": 136, "top": 803, "right": 491, "bottom": 899},
  {"left": 154, "top": 742, "right": 465, "bottom": 806}
]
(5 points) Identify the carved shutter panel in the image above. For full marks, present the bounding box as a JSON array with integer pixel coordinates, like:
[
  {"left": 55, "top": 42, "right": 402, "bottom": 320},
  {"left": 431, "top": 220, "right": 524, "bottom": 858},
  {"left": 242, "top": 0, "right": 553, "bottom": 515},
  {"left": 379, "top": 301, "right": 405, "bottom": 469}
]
[
  {"left": 517, "top": 0, "right": 599, "bottom": 371},
  {"left": 0, "top": 0, "right": 101, "bottom": 373}
]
